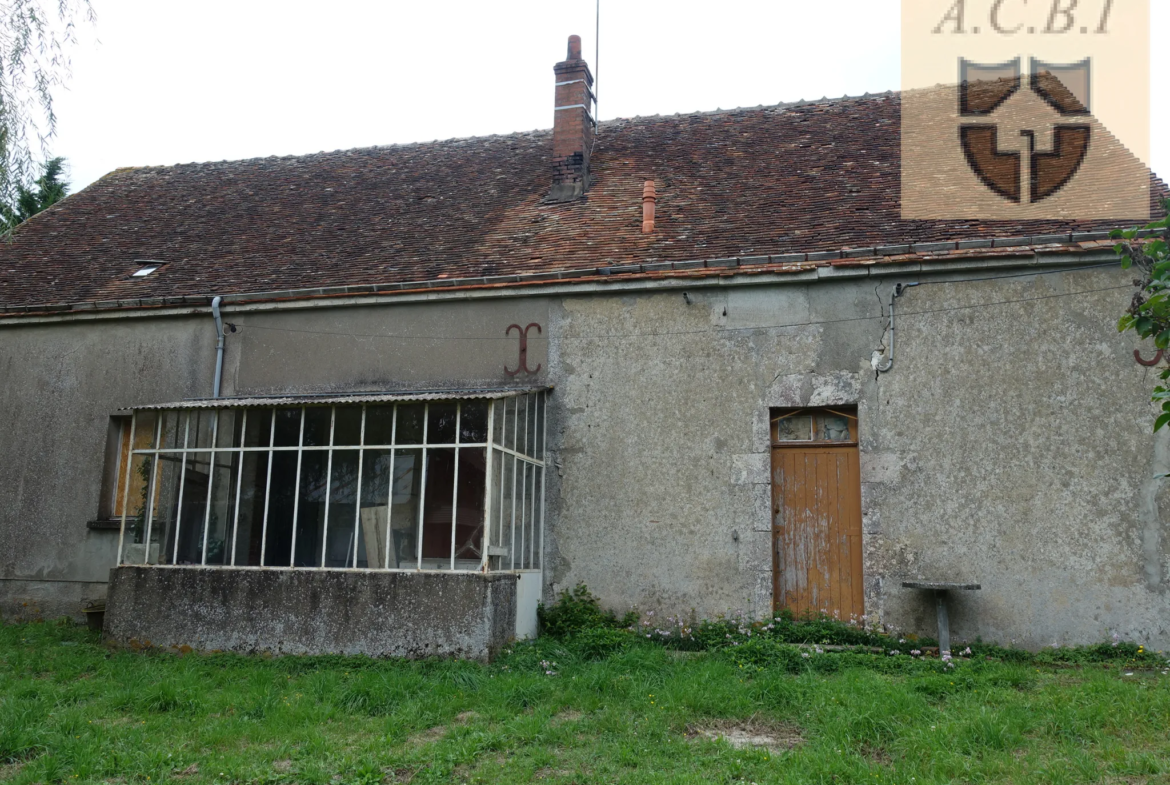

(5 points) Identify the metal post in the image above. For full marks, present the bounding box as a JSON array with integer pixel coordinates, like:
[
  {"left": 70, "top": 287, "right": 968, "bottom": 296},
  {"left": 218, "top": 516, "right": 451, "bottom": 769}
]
[
  {"left": 450, "top": 403, "right": 461, "bottom": 570},
  {"left": 352, "top": 406, "right": 365, "bottom": 569},
  {"left": 480, "top": 401, "right": 495, "bottom": 572},
  {"left": 936, "top": 590, "right": 951, "bottom": 654},
  {"left": 320, "top": 407, "right": 336, "bottom": 568},
  {"left": 416, "top": 404, "right": 429, "bottom": 570},
  {"left": 259, "top": 411, "right": 275, "bottom": 565},
  {"left": 229, "top": 410, "right": 247, "bottom": 566},
  {"left": 170, "top": 415, "right": 192, "bottom": 564},
  {"left": 200, "top": 411, "right": 220, "bottom": 565},
  {"left": 288, "top": 408, "right": 306, "bottom": 567},
  {"left": 115, "top": 416, "right": 137, "bottom": 566}
]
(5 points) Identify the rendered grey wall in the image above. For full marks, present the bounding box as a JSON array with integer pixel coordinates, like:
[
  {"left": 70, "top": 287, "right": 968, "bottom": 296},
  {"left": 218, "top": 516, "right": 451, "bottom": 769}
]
[
  {"left": 4, "top": 265, "right": 1168, "bottom": 650},
  {"left": 541, "top": 265, "right": 1170, "bottom": 649},
  {"left": 104, "top": 567, "right": 517, "bottom": 660}
]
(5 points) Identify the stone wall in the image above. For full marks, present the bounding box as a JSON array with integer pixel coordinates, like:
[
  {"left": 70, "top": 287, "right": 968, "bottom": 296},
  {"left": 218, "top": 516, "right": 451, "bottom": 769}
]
[{"left": 104, "top": 567, "right": 517, "bottom": 660}]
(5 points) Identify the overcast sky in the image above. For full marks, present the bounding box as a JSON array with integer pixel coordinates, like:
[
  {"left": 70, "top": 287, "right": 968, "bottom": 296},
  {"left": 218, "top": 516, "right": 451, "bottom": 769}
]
[{"left": 52, "top": 0, "right": 1167, "bottom": 194}]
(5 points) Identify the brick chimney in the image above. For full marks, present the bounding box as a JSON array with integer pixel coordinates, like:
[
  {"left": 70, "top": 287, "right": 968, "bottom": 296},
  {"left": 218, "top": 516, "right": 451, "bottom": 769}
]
[{"left": 550, "top": 35, "right": 595, "bottom": 202}]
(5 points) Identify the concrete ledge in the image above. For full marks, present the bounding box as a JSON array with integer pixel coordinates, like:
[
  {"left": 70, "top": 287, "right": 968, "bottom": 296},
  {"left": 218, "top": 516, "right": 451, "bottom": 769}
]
[{"left": 104, "top": 566, "right": 517, "bottom": 661}]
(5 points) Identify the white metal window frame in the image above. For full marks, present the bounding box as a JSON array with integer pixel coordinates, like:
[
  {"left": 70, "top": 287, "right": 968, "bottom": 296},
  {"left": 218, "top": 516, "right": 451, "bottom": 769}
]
[{"left": 116, "top": 391, "right": 547, "bottom": 575}]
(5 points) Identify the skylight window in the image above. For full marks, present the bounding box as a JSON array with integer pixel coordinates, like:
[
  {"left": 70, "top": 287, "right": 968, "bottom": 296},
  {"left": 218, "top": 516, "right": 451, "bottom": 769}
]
[{"left": 129, "top": 260, "right": 166, "bottom": 278}]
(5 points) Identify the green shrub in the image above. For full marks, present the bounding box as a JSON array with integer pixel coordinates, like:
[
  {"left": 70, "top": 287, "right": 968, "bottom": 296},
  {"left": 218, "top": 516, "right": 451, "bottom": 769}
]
[{"left": 537, "top": 584, "right": 636, "bottom": 638}]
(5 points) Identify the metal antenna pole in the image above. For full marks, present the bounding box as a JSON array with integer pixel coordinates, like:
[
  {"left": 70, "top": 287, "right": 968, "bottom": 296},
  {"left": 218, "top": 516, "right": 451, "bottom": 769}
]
[{"left": 594, "top": 0, "right": 599, "bottom": 123}]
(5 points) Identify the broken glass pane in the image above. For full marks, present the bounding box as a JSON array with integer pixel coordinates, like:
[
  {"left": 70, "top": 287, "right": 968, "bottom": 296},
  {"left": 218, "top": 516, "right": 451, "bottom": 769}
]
[
  {"left": 817, "top": 414, "right": 851, "bottom": 441},
  {"left": 775, "top": 415, "right": 813, "bottom": 441}
]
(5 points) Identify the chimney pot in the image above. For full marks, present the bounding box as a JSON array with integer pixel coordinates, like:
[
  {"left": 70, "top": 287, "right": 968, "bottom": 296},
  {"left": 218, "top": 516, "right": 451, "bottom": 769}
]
[
  {"left": 567, "top": 34, "right": 582, "bottom": 60},
  {"left": 642, "top": 181, "right": 657, "bottom": 234}
]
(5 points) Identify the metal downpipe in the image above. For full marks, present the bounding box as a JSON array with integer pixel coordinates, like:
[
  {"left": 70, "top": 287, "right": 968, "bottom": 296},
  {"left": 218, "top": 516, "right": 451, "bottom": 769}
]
[
  {"left": 211, "top": 296, "right": 225, "bottom": 398},
  {"left": 876, "top": 282, "right": 918, "bottom": 373}
]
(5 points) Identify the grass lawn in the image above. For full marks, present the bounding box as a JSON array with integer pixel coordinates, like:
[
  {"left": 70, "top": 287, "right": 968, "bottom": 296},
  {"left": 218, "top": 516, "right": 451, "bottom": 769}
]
[{"left": 2, "top": 621, "right": 1169, "bottom": 784}]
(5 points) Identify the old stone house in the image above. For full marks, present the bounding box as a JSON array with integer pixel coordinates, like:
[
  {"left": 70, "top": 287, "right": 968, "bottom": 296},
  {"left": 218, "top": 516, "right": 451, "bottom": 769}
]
[{"left": 1, "top": 37, "right": 1166, "bottom": 658}]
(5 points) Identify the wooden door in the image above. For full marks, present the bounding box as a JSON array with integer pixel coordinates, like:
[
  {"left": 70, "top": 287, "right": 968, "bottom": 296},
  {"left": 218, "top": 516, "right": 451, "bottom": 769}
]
[{"left": 771, "top": 409, "right": 863, "bottom": 620}]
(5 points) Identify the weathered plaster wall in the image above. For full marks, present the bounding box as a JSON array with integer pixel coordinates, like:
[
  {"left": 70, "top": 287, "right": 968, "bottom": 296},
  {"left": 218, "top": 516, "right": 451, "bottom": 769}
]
[
  {"left": 541, "top": 265, "right": 1170, "bottom": 649},
  {"left": 104, "top": 567, "right": 517, "bottom": 660},
  {"left": 4, "top": 264, "right": 1168, "bottom": 650}
]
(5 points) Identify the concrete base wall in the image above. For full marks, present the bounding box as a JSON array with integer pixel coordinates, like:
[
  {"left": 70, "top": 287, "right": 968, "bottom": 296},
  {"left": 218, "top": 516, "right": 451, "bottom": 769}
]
[{"left": 104, "top": 567, "right": 517, "bottom": 661}]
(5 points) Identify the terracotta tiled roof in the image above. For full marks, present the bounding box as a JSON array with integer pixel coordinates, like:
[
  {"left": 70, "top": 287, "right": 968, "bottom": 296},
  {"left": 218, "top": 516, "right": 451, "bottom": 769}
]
[{"left": 0, "top": 93, "right": 1163, "bottom": 314}]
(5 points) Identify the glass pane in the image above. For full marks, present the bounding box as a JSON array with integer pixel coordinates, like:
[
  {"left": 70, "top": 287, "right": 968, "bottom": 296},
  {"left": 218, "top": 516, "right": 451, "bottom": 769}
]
[
  {"left": 775, "top": 415, "right": 812, "bottom": 441},
  {"left": 119, "top": 454, "right": 154, "bottom": 564},
  {"left": 132, "top": 411, "right": 159, "bottom": 449},
  {"left": 526, "top": 395, "right": 537, "bottom": 458},
  {"left": 365, "top": 406, "right": 395, "bottom": 446},
  {"left": 146, "top": 453, "right": 184, "bottom": 565},
  {"left": 460, "top": 401, "right": 488, "bottom": 444},
  {"left": 534, "top": 396, "right": 545, "bottom": 460},
  {"left": 503, "top": 451, "right": 517, "bottom": 568},
  {"left": 273, "top": 408, "right": 302, "bottom": 447},
  {"left": 263, "top": 451, "right": 299, "bottom": 566},
  {"left": 232, "top": 451, "right": 269, "bottom": 566},
  {"left": 244, "top": 408, "right": 272, "bottom": 448},
  {"left": 303, "top": 407, "right": 332, "bottom": 447},
  {"left": 323, "top": 450, "right": 360, "bottom": 567},
  {"left": 204, "top": 451, "right": 238, "bottom": 565},
  {"left": 334, "top": 407, "right": 363, "bottom": 446},
  {"left": 817, "top": 414, "right": 852, "bottom": 441},
  {"left": 357, "top": 448, "right": 392, "bottom": 568},
  {"left": 454, "top": 448, "right": 486, "bottom": 566},
  {"left": 396, "top": 404, "right": 425, "bottom": 445},
  {"left": 517, "top": 462, "right": 529, "bottom": 569},
  {"left": 531, "top": 467, "right": 543, "bottom": 569},
  {"left": 293, "top": 451, "right": 329, "bottom": 566},
  {"left": 388, "top": 449, "right": 422, "bottom": 568},
  {"left": 190, "top": 411, "right": 217, "bottom": 450},
  {"left": 216, "top": 410, "right": 242, "bottom": 449},
  {"left": 421, "top": 448, "right": 456, "bottom": 568},
  {"left": 488, "top": 448, "right": 506, "bottom": 571},
  {"left": 428, "top": 403, "right": 457, "bottom": 445},
  {"left": 491, "top": 400, "right": 505, "bottom": 448},
  {"left": 504, "top": 398, "right": 518, "bottom": 452},
  {"left": 173, "top": 452, "right": 212, "bottom": 565},
  {"left": 160, "top": 410, "right": 188, "bottom": 450}
]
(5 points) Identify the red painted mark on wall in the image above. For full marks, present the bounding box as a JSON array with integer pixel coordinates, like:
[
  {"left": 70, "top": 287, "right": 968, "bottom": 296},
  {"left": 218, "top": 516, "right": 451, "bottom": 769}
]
[
  {"left": 1135, "top": 348, "right": 1165, "bottom": 366},
  {"left": 505, "top": 323, "right": 542, "bottom": 376}
]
